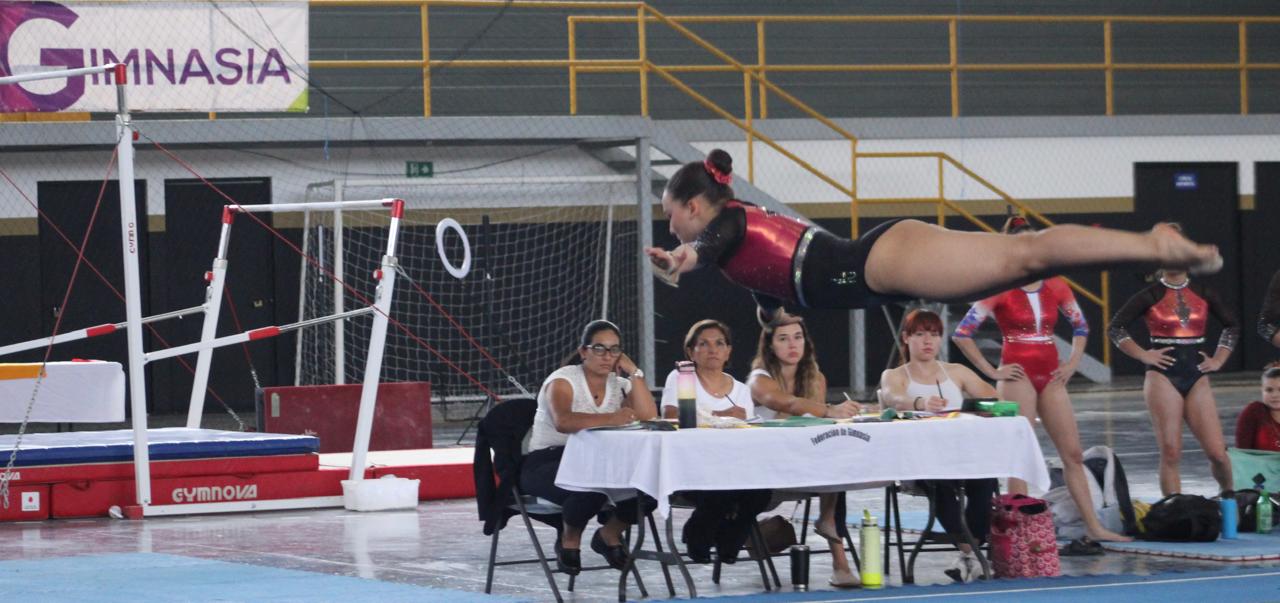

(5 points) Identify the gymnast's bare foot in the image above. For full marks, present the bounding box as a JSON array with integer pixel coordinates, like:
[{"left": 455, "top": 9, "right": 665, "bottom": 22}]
[
  {"left": 1152, "top": 223, "right": 1221, "bottom": 275},
  {"left": 1085, "top": 527, "right": 1133, "bottom": 543}
]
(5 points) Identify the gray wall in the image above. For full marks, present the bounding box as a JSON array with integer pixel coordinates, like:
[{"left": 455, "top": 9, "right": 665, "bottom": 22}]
[{"left": 301, "top": 1, "right": 1280, "bottom": 119}]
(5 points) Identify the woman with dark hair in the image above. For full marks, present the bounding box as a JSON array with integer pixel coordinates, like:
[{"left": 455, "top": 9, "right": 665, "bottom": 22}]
[
  {"left": 659, "top": 319, "right": 771, "bottom": 564},
  {"left": 521, "top": 320, "right": 658, "bottom": 575},
  {"left": 1110, "top": 257, "right": 1238, "bottom": 497},
  {"left": 748, "top": 313, "right": 861, "bottom": 587},
  {"left": 1234, "top": 366, "right": 1280, "bottom": 452},
  {"left": 953, "top": 216, "right": 1129, "bottom": 545},
  {"left": 645, "top": 149, "right": 1221, "bottom": 322},
  {"left": 1261, "top": 270, "right": 1280, "bottom": 349},
  {"left": 879, "top": 309, "right": 999, "bottom": 582}
]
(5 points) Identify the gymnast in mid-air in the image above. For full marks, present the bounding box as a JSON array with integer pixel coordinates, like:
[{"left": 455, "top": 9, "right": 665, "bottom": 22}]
[{"left": 645, "top": 149, "right": 1222, "bottom": 319}]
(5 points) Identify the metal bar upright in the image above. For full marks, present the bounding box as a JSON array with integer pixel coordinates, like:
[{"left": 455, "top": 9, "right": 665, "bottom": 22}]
[
  {"left": 636, "top": 137, "right": 655, "bottom": 387},
  {"left": 186, "top": 211, "right": 234, "bottom": 427},
  {"left": 349, "top": 200, "right": 405, "bottom": 483},
  {"left": 115, "top": 64, "right": 152, "bottom": 507}
]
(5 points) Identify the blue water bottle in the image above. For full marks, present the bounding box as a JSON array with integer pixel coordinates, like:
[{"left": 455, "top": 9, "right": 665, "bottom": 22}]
[{"left": 1219, "top": 494, "right": 1238, "bottom": 539}]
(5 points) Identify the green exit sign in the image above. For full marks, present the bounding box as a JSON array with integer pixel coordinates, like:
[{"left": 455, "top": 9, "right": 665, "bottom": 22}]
[{"left": 406, "top": 161, "right": 434, "bottom": 178}]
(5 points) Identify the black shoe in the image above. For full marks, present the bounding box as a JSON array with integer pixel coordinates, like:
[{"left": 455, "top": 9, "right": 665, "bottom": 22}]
[
  {"left": 715, "top": 516, "right": 751, "bottom": 565},
  {"left": 591, "top": 530, "right": 630, "bottom": 570},
  {"left": 554, "top": 538, "right": 581, "bottom": 575}
]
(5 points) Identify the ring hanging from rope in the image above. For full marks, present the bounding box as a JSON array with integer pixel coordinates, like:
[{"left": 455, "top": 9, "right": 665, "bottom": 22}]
[{"left": 436, "top": 218, "right": 471, "bottom": 279}]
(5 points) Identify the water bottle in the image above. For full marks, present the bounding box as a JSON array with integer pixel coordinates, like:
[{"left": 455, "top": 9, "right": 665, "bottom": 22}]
[
  {"left": 1255, "top": 474, "right": 1273, "bottom": 534},
  {"left": 676, "top": 361, "right": 697, "bottom": 429},
  {"left": 788, "top": 544, "right": 810, "bottom": 591},
  {"left": 1219, "top": 495, "right": 1238, "bottom": 539},
  {"left": 859, "top": 509, "right": 883, "bottom": 589}
]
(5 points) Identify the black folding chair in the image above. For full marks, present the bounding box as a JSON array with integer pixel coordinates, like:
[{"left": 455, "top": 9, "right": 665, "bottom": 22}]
[{"left": 477, "top": 399, "right": 648, "bottom": 602}]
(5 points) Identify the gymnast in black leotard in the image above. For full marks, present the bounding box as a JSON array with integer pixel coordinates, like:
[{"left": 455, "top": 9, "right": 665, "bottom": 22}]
[
  {"left": 645, "top": 149, "right": 1222, "bottom": 322},
  {"left": 1108, "top": 267, "right": 1237, "bottom": 497}
]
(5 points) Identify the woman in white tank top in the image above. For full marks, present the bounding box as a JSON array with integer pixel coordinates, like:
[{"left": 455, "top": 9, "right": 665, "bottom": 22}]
[
  {"left": 876, "top": 309, "right": 998, "bottom": 583},
  {"left": 748, "top": 313, "right": 862, "bottom": 587}
]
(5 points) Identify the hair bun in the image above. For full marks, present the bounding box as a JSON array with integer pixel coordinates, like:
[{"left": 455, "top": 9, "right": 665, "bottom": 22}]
[{"left": 706, "top": 149, "right": 733, "bottom": 176}]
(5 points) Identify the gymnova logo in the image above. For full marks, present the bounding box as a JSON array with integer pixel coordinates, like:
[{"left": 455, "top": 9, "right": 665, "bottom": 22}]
[
  {"left": 0, "top": 1, "right": 308, "bottom": 113},
  {"left": 172, "top": 484, "right": 259, "bottom": 503}
]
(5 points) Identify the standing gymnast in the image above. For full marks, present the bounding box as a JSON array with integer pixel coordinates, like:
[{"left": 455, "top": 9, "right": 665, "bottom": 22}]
[
  {"left": 952, "top": 216, "right": 1129, "bottom": 544},
  {"left": 1109, "top": 258, "right": 1238, "bottom": 497},
  {"left": 645, "top": 150, "right": 1222, "bottom": 320}
]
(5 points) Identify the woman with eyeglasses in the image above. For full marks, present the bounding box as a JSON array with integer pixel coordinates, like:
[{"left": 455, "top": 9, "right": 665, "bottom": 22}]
[
  {"left": 659, "top": 319, "right": 771, "bottom": 564},
  {"left": 521, "top": 319, "right": 658, "bottom": 575},
  {"left": 749, "top": 313, "right": 861, "bottom": 588},
  {"left": 645, "top": 149, "right": 1221, "bottom": 325}
]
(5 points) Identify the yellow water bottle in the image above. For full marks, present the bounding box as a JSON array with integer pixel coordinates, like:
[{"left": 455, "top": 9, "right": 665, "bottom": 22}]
[{"left": 860, "top": 509, "right": 883, "bottom": 589}]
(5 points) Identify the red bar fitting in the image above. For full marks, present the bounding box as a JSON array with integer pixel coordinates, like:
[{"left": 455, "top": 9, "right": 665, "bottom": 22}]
[
  {"left": 373, "top": 269, "right": 383, "bottom": 281},
  {"left": 85, "top": 324, "right": 117, "bottom": 337},
  {"left": 114, "top": 63, "right": 127, "bottom": 85},
  {"left": 247, "top": 326, "right": 281, "bottom": 341},
  {"left": 221, "top": 206, "right": 236, "bottom": 224},
  {"left": 131, "top": 131, "right": 139, "bottom": 141},
  {"left": 390, "top": 199, "right": 405, "bottom": 219},
  {"left": 204, "top": 271, "right": 214, "bottom": 283}
]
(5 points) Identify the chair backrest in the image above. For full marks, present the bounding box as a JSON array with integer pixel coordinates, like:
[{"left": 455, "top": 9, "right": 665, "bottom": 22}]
[{"left": 478, "top": 397, "right": 538, "bottom": 476}]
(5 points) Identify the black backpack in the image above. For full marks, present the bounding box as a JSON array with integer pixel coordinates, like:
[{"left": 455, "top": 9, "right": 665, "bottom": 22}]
[{"left": 1139, "top": 494, "right": 1221, "bottom": 542}]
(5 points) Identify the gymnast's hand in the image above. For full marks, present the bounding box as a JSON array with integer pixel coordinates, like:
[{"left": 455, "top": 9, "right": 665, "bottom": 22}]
[
  {"left": 990, "top": 363, "right": 1026, "bottom": 382},
  {"left": 1050, "top": 361, "right": 1079, "bottom": 385},
  {"left": 1196, "top": 351, "right": 1223, "bottom": 373},
  {"left": 645, "top": 246, "right": 688, "bottom": 287},
  {"left": 1142, "top": 346, "right": 1175, "bottom": 370}
]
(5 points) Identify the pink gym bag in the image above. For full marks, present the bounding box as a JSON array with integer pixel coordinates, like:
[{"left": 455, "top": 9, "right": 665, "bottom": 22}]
[{"left": 989, "top": 493, "right": 1061, "bottom": 578}]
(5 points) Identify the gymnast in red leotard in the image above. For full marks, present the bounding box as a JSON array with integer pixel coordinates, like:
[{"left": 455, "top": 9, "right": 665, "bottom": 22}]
[
  {"left": 645, "top": 150, "right": 1221, "bottom": 324},
  {"left": 952, "top": 217, "right": 1130, "bottom": 544}
]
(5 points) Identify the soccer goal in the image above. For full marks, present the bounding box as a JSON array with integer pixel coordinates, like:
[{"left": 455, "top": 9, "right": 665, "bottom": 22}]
[{"left": 296, "top": 175, "right": 645, "bottom": 415}]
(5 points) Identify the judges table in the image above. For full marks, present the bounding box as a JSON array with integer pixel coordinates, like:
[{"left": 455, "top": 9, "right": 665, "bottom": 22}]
[{"left": 555, "top": 415, "right": 1050, "bottom": 599}]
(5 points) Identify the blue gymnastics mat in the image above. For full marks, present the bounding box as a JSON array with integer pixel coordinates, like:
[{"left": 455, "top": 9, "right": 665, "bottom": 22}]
[
  {"left": 0, "top": 428, "right": 318, "bottom": 466},
  {"left": 0, "top": 552, "right": 520, "bottom": 602}
]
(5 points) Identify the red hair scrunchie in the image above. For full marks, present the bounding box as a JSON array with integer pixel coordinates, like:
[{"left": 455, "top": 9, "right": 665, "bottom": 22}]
[{"left": 703, "top": 158, "right": 732, "bottom": 186}]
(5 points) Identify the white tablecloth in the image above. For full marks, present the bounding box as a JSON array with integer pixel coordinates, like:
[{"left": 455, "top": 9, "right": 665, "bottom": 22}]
[
  {"left": 555, "top": 416, "right": 1049, "bottom": 518},
  {"left": 0, "top": 361, "right": 126, "bottom": 423}
]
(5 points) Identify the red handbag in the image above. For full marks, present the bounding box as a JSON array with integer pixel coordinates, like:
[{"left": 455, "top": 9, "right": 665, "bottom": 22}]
[{"left": 990, "top": 493, "right": 1060, "bottom": 578}]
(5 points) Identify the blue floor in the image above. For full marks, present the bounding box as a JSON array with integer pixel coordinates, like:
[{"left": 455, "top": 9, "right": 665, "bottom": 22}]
[
  {"left": 685, "top": 567, "right": 1280, "bottom": 602},
  {"left": 0, "top": 552, "right": 521, "bottom": 602}
]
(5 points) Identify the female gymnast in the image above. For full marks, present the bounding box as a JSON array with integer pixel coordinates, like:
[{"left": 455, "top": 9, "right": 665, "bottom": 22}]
[
  {"left": 1110, "top": 260, "right": 1238, "bottom": 497},
  {"left": 645, "top": 149, "right": 1222, "bottom": 320},
  {"left": 952, "top": 217, "right": 1129, "bottom": 544}
]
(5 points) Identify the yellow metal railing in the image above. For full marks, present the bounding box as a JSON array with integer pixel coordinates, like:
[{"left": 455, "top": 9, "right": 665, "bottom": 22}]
[
  {"left": 568, "top": 14, "right": 1280, "bottom": 117},
  {"left": 316, "top": 2, "right": 1133, "bottom": 361}
]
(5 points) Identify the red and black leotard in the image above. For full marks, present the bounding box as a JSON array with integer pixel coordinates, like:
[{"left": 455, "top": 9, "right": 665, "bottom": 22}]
[
  {"left": 953, "top": 277, "right": 1088, "bottom": 394},
  {"left": 1108, "top": 278, "right": 1239, "bottom": 397},
  {"left": 690, "top": 200, "right": 908, "bottom": 312}
]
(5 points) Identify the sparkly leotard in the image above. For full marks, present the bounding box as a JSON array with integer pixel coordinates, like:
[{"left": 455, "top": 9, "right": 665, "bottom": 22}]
[
  {"left": 690, "top": 200, "right": 909, "bottom": 312},
  {"left": 1108, "top": 278, "right": 1239, "bottom": 397},
  {"left": 953, "top": 278, "right": 1088, "bottom": 394}
]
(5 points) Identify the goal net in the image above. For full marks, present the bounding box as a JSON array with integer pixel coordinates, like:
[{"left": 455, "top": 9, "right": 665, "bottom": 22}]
[{"left": 295, "top": 176, "right": 641, "bottom": 410}]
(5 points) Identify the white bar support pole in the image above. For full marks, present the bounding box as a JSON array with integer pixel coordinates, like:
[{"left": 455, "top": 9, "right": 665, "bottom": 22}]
[
  {"left": 348, "top": 201, "right": 404, "bottom": 483},
  {"left": 333, "top": 182, "right": 345, "bottom": 385},
  {"left": 185, "top": 215, "right": 234, "bottom": 427},
  {"left": 115, "top": 65, "right": 152, "bottom": 508},
  {"left": 635, "top": 137, "right": 655, "bottom": 388}
]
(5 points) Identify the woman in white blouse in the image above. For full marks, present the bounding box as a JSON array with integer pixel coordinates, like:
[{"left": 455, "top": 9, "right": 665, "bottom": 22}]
[
  {"left": 521, "top": 320, "right": 657, "bottom": 575},
  {"left": 659, "top": 319, "right": 769, "bottom": 564}
]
